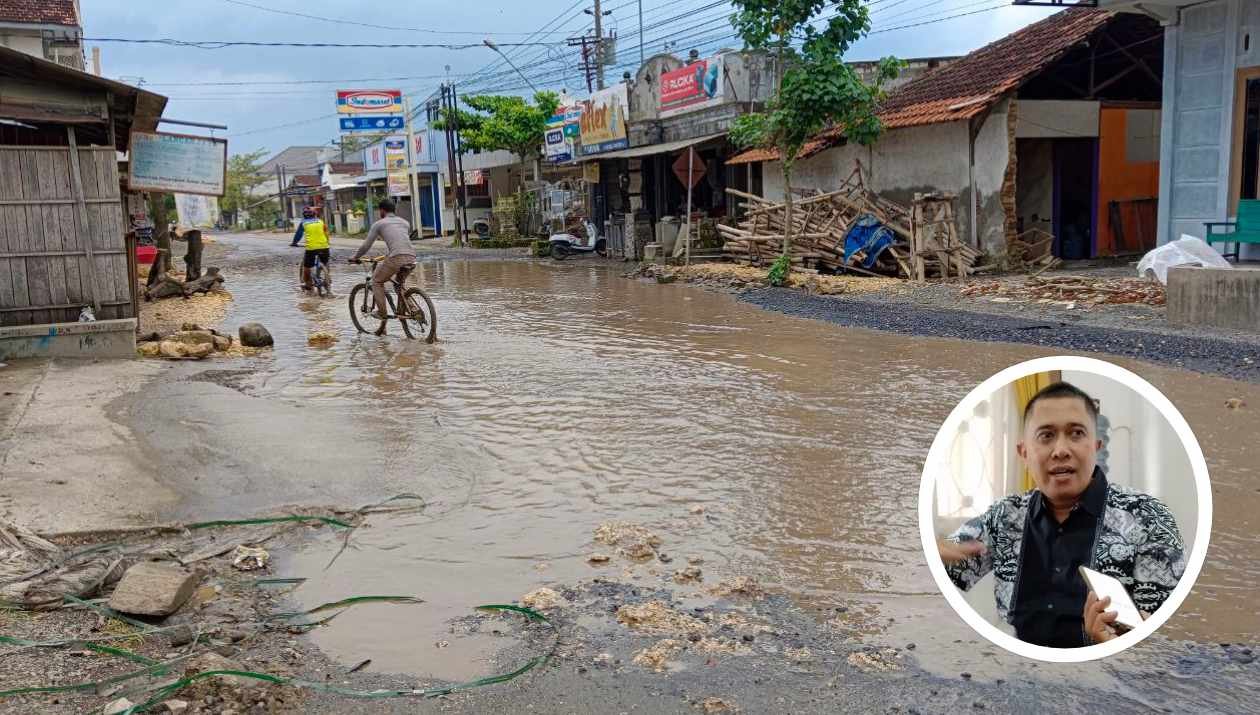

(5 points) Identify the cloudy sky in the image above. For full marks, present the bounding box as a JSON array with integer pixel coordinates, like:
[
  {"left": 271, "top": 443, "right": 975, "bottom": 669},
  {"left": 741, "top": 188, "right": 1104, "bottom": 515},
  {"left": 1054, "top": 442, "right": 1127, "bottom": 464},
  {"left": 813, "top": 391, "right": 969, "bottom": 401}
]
[{"left": 81, "top": 0, "right": 1060, "bottom": 159}]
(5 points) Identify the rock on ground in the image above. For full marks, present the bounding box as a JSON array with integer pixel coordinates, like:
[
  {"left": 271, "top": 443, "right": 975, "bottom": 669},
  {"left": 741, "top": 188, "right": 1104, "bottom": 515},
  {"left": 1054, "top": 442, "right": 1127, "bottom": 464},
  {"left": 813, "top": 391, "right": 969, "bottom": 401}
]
[
  {"left": 108, "top": 561, "right": 198, "bottom": 617},
  {"left": 521, "top": 587, "right": 567, "bottom": 612},
  {"left": 238, "top": 323, "right": 274, "bottom": 348}
]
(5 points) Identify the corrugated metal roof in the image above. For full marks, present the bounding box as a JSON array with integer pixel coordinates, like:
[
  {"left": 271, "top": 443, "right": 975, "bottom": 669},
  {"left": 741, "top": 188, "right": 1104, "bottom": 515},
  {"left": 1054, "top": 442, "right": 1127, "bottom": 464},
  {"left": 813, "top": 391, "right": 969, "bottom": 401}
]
[{"left": 728, "top": 8, "right": 1115, "bottom": 165}]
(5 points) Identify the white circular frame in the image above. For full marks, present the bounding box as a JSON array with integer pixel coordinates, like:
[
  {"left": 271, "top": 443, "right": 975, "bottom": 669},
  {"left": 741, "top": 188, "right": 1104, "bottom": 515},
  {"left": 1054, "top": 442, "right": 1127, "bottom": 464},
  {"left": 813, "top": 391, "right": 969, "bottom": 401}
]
[{"left": 917, "top": 355, "right": 1213, "bottom": 662}]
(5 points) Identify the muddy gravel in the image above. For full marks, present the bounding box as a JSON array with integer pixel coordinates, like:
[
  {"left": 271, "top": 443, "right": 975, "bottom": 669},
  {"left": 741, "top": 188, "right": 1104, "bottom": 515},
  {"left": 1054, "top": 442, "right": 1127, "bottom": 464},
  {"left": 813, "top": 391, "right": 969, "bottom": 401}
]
[{"left": 739, "top": 287, "right": 1260, "bottom": 382}]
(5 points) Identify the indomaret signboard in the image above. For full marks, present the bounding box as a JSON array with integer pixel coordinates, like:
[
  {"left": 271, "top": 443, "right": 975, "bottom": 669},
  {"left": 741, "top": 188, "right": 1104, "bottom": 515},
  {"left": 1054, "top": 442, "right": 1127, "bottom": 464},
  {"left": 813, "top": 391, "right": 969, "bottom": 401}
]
[{"left": 337, "top": 89, "right": 404, "bottom": 133}]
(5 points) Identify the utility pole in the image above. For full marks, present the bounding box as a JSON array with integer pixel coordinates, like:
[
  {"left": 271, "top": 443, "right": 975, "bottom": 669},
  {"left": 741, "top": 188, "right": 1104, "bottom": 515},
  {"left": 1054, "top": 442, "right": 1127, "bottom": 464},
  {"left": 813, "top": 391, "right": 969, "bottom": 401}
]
[
  {"left": 638, "top": 0, "right": 644, "bottom": 70},
  {"left": 275, "top": 164, "right": 284, "bottom": 227},
  {"left": 440, "top": 84, "right": 464, "bottom": 246},
  {"left": 451, "top": 82, "right": 470, "bottom": 239},
  {"left": 592, "top": 0, "right": 605, "bottom": 90},
  {"left": 404, "top": 96, "right": 422, "bottom": 233}
]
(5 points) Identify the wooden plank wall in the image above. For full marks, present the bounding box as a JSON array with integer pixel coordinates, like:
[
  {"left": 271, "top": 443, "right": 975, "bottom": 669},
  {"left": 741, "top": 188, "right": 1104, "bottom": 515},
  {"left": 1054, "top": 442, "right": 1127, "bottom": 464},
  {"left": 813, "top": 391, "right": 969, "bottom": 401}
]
[{"left": 0, "top": 145, "right": 131, "bottom": 326}]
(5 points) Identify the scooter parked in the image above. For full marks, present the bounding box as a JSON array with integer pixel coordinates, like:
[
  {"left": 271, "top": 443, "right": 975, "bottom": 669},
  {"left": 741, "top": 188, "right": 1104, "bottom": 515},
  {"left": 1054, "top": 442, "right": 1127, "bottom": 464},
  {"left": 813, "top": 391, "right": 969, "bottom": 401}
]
[{"left": 549, "top": 220, "right": 606, "bottom": 260}]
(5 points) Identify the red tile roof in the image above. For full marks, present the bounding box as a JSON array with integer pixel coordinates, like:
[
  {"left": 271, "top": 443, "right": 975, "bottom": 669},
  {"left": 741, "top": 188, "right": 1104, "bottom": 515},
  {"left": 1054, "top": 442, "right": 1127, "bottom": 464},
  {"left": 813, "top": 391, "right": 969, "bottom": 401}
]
[
  {"left": 327, "top": 161, "right": 364, "bottom": 176},
  {"left": 292, "top": 175, "right": 319, "bottom": 187},
  {"left": 728, "top": 8, "right": 1115, "bottom": 165},
  {"left": 0, "top": 0, "right": 77, "bottom": 25}
]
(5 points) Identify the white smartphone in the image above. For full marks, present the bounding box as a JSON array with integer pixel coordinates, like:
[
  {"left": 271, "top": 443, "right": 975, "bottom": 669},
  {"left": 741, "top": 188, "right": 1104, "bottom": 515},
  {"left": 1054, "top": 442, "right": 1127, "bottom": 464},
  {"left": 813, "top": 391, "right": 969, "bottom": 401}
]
[{"left": 1079, "top": 566, "right": 1144, "bottom": 632}]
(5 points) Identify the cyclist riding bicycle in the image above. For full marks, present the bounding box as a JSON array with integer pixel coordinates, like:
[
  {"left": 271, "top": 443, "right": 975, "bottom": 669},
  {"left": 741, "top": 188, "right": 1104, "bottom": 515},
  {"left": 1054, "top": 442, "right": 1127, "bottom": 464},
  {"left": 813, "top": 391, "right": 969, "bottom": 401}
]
[
  {"left": 350, "top": 198, "right": 416, "bottom": 319},
  {"left": 291, "top": 206, "right": 331, "bottom": 292}
]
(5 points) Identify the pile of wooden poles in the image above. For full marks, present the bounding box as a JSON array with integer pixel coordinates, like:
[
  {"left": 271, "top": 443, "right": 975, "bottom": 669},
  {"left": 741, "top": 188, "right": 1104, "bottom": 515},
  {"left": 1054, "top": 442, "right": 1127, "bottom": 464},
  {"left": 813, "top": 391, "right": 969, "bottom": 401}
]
[{"left": 718, "top": 162, "right": 981, "bottom": 281}]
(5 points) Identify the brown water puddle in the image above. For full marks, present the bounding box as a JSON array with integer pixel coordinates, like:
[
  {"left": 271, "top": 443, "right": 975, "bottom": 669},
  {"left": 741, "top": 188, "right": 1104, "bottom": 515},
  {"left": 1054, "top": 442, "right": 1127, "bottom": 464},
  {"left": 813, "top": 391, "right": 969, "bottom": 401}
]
[{"left": 218, "top": 250, "right": 1259, "bottom": 680}]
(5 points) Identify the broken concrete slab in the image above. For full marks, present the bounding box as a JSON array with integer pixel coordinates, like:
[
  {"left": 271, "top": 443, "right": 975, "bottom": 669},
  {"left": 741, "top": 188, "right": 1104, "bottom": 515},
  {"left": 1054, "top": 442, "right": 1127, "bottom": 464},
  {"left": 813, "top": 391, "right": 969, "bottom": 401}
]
[{"left": 108, "top": 561, "right": 198, "bottom": 617}]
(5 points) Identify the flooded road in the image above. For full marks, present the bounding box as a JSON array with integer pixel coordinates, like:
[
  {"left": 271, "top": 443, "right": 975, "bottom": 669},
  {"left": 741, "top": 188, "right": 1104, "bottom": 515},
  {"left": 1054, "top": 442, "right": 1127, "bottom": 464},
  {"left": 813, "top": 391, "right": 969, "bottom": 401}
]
[{"left": 202, "top": 235, "right": 1258, "bottom": 688}]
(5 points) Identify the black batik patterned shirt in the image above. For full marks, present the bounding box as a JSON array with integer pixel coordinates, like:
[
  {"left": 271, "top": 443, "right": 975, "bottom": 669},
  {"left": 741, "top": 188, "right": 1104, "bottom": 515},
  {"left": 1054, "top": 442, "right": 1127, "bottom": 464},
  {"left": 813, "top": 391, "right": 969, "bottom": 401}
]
[
  {"left": 1011, "top": 469, "right": 1109, "bottom": 648},
  {"left": 943, "top": 469, "right": 1185, "bottom": 644}
]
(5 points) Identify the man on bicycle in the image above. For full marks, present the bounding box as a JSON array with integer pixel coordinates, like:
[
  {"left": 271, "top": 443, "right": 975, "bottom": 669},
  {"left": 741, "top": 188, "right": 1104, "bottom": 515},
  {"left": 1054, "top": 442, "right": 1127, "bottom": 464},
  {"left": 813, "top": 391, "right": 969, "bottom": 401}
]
[
  {"left": 291, "top": 206, "right": 331, "bottom": 292},
  {"left": 350, "top": 198, "right": 417, "bottom": 319}
]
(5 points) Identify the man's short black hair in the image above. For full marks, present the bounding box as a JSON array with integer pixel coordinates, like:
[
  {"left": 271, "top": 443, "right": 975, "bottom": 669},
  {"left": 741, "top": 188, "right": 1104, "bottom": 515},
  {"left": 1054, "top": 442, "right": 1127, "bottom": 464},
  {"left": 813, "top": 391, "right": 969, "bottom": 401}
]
[
  {"left": 1022, "top": 381, "right": 1099, "bottom": 429},
  {"left": 379, "top": 198, "right": 396, "bottom": 213}
]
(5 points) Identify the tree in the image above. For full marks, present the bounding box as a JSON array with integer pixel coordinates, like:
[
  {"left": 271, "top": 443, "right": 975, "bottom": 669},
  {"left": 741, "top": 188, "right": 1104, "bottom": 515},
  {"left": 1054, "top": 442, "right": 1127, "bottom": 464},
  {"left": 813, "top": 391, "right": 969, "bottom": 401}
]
[
  {"left": 436, "top": 92, "right": 561, "bottom": 182},
  {"left": 729, "top": 0, "right": 899, "bottom": 279},
  {"left": 220, "top": 148, "right": 271, "bottom": 225}
]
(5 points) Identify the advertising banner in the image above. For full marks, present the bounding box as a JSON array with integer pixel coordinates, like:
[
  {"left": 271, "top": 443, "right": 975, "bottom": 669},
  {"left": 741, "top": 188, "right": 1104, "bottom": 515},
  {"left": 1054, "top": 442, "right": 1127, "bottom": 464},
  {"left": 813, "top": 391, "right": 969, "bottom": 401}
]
[
  {"left": 385, "top": 139, "right": 409, "bottom": 196},
  {"left": 364, "top": 135, "right": 405, "bottom": 172},
  {"left": 544, "top": 105, "right": 582, "bottom": 163},
  {"left": 128, "top": 131, "right": 228, "bottom": 196},
  {"left": 660, "top": 56, "right": 725, "bottom": 118},
  {"left": 174, "top": 193, "right": 220, "bottom": 228},
  {"left": 579, "top": 84, "right": 630, "bottom": 155}
]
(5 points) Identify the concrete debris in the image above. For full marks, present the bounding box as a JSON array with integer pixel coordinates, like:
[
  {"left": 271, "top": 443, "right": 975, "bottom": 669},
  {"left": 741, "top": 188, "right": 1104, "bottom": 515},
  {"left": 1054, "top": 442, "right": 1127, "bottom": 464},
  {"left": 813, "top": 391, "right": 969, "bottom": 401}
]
[
  {"left": 673, "top": 567, "right": 703, "bottom": 584},
  {"left": 103, "top": 697, "right": 135, "bottom": 714},
  {"left": 1226, "top": 398, "right": 1246, "bottom": 410},
  {"left": 708, "top": 576, "right": 766, "bottom": 600},
  {"left": 595, "top": 522, "right": 662, "bottom": 561},
  {"left": 694, "top": 637, "right": 752, "bottom": 656},
  {"left": 961, "top": 275, "right": 1166, "bottom": 307},
  {"left": 632, "top": 639, "right": 685, "bottom": 672},
  {"left": 847, "top": 649, "right": 902, "bottom": 672},
  {"left": 616, "top": 601, "right": 707, "bottom": 637},
  {"left": 238, "top": 322, "right": 274, "bottom": 348},
  {"left": 231, "top": 545, "right": 269, "bottom": 571},
  {"left": 587, "top": 553, "right": 612, "bottom": 564},
  {"left": 163, "top": 700, "right": 190, "bottom": 714},
  {"left": 138, "top": 341, "right": 163, "bottom": 357},
  {"left": 521, "top": 587, "right": 567, "bottom": 612},
  {"left": 594, "top": 522, "right": 662, "bottom": 548},
  {"left": 108, "top": 561, "right": 198, "bottom": 617},
  {"left": 689, "top": 505, "right": 706, "bottom": 515},
  {"left": 167, "top": 623, "right": 198, "bottom": 647},
  {"left": 699, "top": 696, "right": 734, "bottom": 713},
  {"left": 307, "top": 331, "right": 338, "bottom": 347},
  {"left": 185, "top": 652, "right": 263, "bottom": 688},
  {"left": 165, "top": 330, "right": 216, "bottom": 347},
  {"left": 785, "top": 646, "right": 813, "bottom": 663}
]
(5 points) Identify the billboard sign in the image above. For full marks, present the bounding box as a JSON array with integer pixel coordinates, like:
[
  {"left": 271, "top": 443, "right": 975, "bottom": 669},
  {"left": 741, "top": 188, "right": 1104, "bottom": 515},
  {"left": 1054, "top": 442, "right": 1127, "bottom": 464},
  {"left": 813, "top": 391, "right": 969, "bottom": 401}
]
[
  {"left": 386, "top": 139, "right": 409, "bottom": 196},
  {"left": 579, "top": 83, "right": 629, "bottom": 155},
  {"left": 128, "top": 131, "right": 228, "bottom": 197},
  {"left": 337, "top": 89, "right": 404, "bottom": 135},
  {"left": 660, "top": 56, "right": 725, "bottom": 118},
  {"left": 174, "top": 193, "right": 220, "bottom": 228},
  {"left": 340, "top": 115, "right": 404, "bottom": 133},
  {"left": 544, "top": 105, "right": 582, "bottom": 163},
  {"left": 336, "top": 89, "right": 402, "bottom": 115}
]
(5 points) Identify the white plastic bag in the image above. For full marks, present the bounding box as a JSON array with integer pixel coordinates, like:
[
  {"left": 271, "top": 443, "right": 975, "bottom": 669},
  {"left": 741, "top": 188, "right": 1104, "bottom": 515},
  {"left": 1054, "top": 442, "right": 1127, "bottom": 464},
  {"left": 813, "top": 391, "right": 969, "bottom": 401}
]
[{"left": 1136, "top": 235, "right": 1231, "bottom": 284}]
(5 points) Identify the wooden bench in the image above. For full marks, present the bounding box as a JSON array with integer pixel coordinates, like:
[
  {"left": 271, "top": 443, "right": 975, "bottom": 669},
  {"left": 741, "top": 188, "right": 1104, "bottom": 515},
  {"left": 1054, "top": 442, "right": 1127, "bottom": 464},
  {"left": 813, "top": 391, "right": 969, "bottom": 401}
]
[{"left": 1205, "top": 199, "right": 1260, "bottom": 261}]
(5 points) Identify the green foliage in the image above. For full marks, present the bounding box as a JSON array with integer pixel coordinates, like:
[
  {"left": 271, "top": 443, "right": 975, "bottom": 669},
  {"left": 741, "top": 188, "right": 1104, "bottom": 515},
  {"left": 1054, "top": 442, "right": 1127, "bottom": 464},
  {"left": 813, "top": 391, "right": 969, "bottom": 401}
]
[
  {"left": 729, "top": 1, "right": 899, "bottom": 169},
  {"left": 221, "top": 148, "right": 270, "bottom": 216},
  {"left": 767, "top": 254, "right": 792, "bottom": 286},
  {"left": 434, "top": 91, "right": 561, "bottom": 170}
]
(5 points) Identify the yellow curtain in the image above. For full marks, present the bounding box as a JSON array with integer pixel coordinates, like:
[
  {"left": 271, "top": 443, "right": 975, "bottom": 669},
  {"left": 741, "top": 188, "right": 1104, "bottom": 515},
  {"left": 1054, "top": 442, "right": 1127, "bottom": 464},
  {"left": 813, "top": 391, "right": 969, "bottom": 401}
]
[{"left": 1014, "top": 372, "right": 1057, "bottom": 491}]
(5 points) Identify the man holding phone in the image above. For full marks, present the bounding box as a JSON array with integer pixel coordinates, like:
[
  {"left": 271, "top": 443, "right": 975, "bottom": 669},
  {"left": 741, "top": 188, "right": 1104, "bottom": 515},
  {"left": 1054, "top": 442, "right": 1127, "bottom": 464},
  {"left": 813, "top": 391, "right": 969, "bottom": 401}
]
[{"left": 936, "top": 382, "right": 1185, "bottom": 648}]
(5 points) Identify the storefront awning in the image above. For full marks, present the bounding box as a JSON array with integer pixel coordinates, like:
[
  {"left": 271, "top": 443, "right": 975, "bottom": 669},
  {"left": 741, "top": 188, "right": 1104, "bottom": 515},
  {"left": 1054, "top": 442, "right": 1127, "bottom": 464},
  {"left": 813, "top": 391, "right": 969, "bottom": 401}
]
[{"left": 576, "top": 133, "right": 726, "bottom": 161}]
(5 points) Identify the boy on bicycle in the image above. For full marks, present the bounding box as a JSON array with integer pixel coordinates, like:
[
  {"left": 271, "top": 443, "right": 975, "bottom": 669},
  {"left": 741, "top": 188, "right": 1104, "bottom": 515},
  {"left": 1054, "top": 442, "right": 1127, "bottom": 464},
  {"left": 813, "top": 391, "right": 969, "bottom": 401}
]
[
  {"left": 350, "top": 198, "right": 416, "bottom": 319},
  {"left": 291, "top": 206, "right": 331, "bottom": 292}
]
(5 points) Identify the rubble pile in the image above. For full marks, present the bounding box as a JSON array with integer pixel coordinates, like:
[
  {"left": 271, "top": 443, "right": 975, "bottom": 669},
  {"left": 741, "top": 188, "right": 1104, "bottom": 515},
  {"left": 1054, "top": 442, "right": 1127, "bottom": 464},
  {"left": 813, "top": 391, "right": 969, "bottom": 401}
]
[
  {"left": 719, "top": 162, "right": 981, "bottom": 281},
  {"left": 961, "top": 275, "right": 1167, "bottom": 307}
]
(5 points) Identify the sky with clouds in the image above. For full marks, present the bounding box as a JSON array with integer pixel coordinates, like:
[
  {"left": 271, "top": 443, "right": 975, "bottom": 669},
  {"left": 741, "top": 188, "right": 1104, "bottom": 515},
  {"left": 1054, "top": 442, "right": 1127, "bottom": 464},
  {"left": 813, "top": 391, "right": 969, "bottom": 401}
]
[{"left": 81, "top": 0, "right": 1061, "bottom": 159}]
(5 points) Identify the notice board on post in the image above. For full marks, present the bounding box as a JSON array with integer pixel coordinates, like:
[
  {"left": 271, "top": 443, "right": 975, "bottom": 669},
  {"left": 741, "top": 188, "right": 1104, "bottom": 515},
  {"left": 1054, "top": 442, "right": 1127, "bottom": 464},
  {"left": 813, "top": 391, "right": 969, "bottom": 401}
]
[{"left": 128, "top": 131, "right": 228, "bottom": 196}]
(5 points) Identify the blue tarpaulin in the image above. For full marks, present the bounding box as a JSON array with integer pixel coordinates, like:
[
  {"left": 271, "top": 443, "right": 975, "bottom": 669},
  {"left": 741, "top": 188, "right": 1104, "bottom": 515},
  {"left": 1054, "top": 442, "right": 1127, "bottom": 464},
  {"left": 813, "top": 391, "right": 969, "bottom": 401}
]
[{"left": 842, "top": 214, "right": 895, "bottom": 269}]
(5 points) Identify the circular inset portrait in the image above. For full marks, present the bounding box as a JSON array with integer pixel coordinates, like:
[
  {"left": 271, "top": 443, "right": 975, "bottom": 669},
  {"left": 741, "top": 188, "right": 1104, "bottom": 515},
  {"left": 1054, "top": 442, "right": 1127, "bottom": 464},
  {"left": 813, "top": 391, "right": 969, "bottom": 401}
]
[{"left": 918, "top": 356, "right": 1212, "bottom": 662}]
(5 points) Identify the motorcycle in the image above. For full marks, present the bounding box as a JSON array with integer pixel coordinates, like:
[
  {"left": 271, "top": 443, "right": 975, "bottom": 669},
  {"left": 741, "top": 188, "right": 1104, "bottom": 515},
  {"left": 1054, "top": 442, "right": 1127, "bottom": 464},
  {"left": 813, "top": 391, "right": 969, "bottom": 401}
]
[{"left": 549, "top": 220, "right": 606, "bottom": 260}]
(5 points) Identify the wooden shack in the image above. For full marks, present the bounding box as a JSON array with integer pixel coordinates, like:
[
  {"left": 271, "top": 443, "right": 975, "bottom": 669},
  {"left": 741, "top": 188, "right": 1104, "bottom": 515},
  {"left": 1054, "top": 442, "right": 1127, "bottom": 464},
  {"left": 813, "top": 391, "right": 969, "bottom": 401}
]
[{"left": 0, "top": 45, "right": 167, "bottom": 328}]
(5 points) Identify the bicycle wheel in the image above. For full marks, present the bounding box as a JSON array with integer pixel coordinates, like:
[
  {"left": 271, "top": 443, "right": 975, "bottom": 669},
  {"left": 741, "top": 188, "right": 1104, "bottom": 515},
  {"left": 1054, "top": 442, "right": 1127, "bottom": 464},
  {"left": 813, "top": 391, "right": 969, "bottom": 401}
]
[
  {"left": 314, "top": 262, "right": 330, "bottom": 297},
  {"left": 400, "top": 287, "right": 437, "bottom": 342},
  {"left": 348, "top": 283, "right": 390, "bottom": 335}
]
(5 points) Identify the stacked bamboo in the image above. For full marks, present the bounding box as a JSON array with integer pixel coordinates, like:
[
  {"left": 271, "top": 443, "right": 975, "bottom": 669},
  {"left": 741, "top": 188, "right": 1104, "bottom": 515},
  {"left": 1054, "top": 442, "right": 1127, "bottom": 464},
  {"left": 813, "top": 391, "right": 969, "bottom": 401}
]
[{"left": 719, "top": 163, "right": 981, "bottom": 281}]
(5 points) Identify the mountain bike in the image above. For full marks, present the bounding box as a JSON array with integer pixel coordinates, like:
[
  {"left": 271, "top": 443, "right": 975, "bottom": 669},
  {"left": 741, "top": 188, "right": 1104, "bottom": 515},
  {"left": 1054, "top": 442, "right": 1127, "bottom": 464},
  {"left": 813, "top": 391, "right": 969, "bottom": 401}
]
[
  {"left": 312, "top": 254, "right": 331, "bottom": 297},
  {"left": 347, "top": 257, "right": 437, "bottom": 342}
]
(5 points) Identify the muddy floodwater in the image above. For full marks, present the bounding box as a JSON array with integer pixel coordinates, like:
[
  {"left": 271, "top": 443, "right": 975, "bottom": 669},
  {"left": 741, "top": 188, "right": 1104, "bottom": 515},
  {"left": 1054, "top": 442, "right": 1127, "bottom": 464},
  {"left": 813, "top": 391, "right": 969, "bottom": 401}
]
[{"left": 207, "top": 237, "right": 1259, "bottom": 689}]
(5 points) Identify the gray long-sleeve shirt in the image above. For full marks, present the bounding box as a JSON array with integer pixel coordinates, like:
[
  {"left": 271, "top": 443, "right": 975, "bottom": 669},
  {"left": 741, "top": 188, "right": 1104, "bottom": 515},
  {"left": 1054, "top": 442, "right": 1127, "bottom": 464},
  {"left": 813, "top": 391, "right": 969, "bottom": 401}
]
[{"left": 352, "top": 214, "right": 416, "bottom": 261}]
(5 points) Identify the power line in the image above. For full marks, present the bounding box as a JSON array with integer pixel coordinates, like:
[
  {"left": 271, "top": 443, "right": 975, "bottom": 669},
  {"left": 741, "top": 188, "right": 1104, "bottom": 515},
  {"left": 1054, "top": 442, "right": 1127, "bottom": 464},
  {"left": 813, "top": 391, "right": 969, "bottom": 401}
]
[
  {"left": 83, "top": 37, "right": 563, "bottom": 50},
  {"left": 218, "top": 0, "right": 574, "bottom": 36},
  {"left": 142, "top": 73, "right": 471, "bottom": 87}
]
